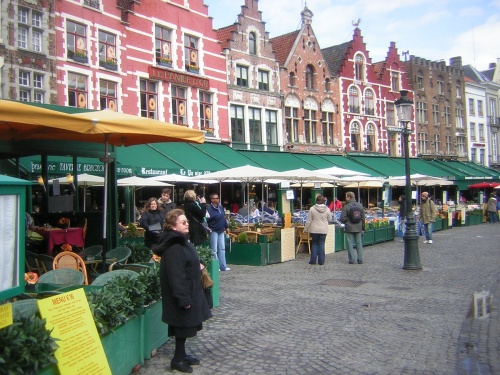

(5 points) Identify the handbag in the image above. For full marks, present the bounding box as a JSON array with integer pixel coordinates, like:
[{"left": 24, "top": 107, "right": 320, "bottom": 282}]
[
  {"left": 149, "top": 221, "right": 162, "bottom": 235},
  {"left": 201, "top": 267, "right": 214, "bottom": 289},
  {"left": 200, "top": 220, "right": 211, "bottom": 234}
]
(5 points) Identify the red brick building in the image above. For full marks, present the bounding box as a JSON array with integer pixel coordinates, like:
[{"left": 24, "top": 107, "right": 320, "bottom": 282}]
[
  {"left": 53, "top": 0, "right": 228, "bottom": 140},
  {"left": 270, "top": 7, "right": 336, "bottom": 154},
  {"left": 322, "top": 28, "right": 414, "bottom": 156},
  {"left": 216, "top": 0, "right": 282, "bottom": 150}
]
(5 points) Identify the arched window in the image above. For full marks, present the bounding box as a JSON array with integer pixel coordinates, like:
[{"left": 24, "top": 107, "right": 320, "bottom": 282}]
[
  {"left": 348, "top": 86, "right": 360, "bottom": 113},
  {"left": 366, "top": 123, "right": 375, "bottom": 151},
  {"left": 350, "top": 121, "right": 361, "bottom": 151},
  {"left": 305, "top": 64, "right": 314, "bottom": 90},
  {"left": 249, "top": 32, "right": 257, "bottom": 55},
  {"left": 364, "top": 89, "right": 374, "bottom": 115},
  {"left": 355, "top": 54, "right": 365, "bottom": 81},
  {"left": 289, "top": 72, "right": 295, "bottom": 87}
]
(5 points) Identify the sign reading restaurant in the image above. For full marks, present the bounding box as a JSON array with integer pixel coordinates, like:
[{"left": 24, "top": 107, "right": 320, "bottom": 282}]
[{"left": 149, "top": 67, "right": 210, "bottom": 89}]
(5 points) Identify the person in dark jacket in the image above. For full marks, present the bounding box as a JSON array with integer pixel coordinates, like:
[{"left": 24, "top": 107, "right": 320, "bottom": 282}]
[
  {"left": 340, "top": 191, "right": 365, "bottom": 264},
  {"left": 158, "top": 188, "right": 177, "bottom": 218},
  {"left": 206, "top": 193, "right": 230, "bottom": 271},
  {"left": 153, "top": 209, "right": 212, "bottom": 373},
  {"left": 139, "top": 197, "right": 164, "bottom": 249},
  {"left": 183, "top": 189, "right": 207, "bottom": 245}
]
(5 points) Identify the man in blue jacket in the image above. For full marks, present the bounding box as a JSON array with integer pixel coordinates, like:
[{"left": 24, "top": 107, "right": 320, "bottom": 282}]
[{"left": 206, "top": 193, "right": 230, "bottom": 271}]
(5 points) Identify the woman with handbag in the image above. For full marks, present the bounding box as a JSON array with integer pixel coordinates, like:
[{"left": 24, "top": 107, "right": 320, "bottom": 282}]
[
  {"left": 139, "top": 197, "right": 165, "bottom": 248},
  {"left": 153, "top": 209, "right": 212, "bottom": 373},
  {"left": 183, "top": 190, "right": 208, "bottom": 245}
]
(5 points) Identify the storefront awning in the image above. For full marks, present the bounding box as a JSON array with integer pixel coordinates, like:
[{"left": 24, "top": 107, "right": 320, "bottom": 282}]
[
  {"left": 116, "top": 145, "right": 184, "bottom": 177},
  {"left": 191, "top": 143, "right": 258, "bottom": 168},
  {"left": 434, "top": 160, "right": 500, "bottom": 180},
  {"left": 393, "top": 158, "right": 459, "bottom": 180},
  {"left": 345, "top": 155, "right": 407, "bottom": 177},
  {"left": 237, "top": 150, "right": 316, "bottom": 171}
]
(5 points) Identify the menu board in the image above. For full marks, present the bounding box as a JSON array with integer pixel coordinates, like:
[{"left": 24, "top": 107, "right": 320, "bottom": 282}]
[
  {"left": 0, "top": 195, "right": 19, "bottom": 292},
  {"left": 38, "top": 288, "right": 111, "bottom": 375}
]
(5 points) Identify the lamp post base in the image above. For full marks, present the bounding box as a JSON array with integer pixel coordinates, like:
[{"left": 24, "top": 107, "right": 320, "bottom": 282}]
[{"left": 402, "top": 219, "right": 422, "bottom": 270}]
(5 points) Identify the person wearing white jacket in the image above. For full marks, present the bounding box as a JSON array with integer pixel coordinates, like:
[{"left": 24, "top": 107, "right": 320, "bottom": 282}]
[{"left": 304, "top": 195, "right": 332, "bottom": 265}]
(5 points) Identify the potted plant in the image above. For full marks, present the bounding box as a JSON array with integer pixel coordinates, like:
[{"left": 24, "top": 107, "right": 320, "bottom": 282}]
[
  {"left": 70, "top": 49, "right": 88, "bottom": 63},
  {"left": 158, "top": 56, "right": 172, "bottom": 67},
  {"left": 101, "top": 57, "right": 118, "bottom": 71},
  {"left": 0, "top": 315, "right": 58, "bottom": 375}
]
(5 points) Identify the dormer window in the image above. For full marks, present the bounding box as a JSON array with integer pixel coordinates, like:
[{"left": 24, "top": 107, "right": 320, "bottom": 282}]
[
  {"left": 354, "top": 54, "right": 364, "bottom": 81},
  {"left": 249, "top": 32, "right": 257, "bottom": 55}
]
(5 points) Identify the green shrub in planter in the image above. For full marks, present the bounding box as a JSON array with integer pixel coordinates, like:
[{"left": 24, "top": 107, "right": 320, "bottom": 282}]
[
  {"left": 195, "top": 244, "right": 213, "bottom": 267},
  {"left": 136, "top": 265, "right": 161, "bottom": 306},
  {"left": 121, "top": 241, "right": 152, "bottom": 263},
  {"left": 87, "top": 275, "right": 146, "bottom": 336},
  {"left": 0, "top": 316, "right": 58, "bottom": 374}
]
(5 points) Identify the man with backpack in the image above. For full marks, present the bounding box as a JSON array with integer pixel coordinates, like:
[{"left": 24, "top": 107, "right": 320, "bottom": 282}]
[{"left": 341, "top": 191, "right": 365, "bottom": 264}]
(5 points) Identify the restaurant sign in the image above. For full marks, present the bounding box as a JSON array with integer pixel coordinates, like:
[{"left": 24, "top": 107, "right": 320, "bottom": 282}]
[
  {"left": 149, "top": 67, "right": 210, "bottom": 89},
  {"left": 26, "top": 160, "right": 133, "bottom": 176},
  {"left": 137, "top": 167, "right": 213, "bottom": 177}
]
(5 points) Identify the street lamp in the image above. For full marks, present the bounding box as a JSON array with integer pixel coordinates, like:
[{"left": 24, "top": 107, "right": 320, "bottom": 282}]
[{"left": 394, "top": 90, "right": 422, "bottom": 270}]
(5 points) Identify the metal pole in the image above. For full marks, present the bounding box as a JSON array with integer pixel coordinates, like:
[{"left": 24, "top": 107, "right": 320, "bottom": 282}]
[{"left": 402, "top": 122, "right": 422, "bottom": 270}]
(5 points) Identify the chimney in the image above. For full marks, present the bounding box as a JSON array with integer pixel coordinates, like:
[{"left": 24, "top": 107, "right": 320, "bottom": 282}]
[
  {"left": 489, "top": 63, "right": 497, "bottom": 69},
  {"left": 449, "top": 56, "right": 462, "bottom": 69}
]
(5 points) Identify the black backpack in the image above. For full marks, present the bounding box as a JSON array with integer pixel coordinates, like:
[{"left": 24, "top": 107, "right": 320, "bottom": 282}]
[{"left": 348, "top": 204, "right": 363, "bottom": 224}]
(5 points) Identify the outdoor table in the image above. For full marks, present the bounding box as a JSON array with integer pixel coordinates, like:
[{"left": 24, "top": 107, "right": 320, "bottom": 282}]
[
  {"left": 83, "top": 256, "right": 117, "bottom": 273},
  {"left": 33, "top": 227, "right": 85, "bottom": 255}
]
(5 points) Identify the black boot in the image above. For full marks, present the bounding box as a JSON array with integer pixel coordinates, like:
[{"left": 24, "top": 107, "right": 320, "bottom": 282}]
[
  {"left": 170, "top": 359, "right": 193, "bottom": 373},
  {"left": 184, "top": 355, "right": 200, "bottom": 365}
]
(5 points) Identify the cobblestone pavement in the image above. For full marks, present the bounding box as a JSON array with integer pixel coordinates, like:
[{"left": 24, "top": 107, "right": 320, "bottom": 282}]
[{"left": 135, "top": 224, "right": 500, "bottom": 375}]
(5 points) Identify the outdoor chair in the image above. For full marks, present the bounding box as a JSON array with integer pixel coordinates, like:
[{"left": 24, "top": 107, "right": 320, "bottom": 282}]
[
  {"left": 12, "top": 300, "right": 39, "bottom": 319},
  {"left": 295, "top": 226, "right": 311, "bottom": 254},
  {"left": 104, "top": 246, "right": 132, "bottom": 271},
  {"left": 53, "top": 251, "right": 89, "bottom": 285},
  {"left": 36, "top": 254, "right": 54, "bottom": 274},
  {"left": 25, "top": 251, "right": 39, "bottom": 273},
  {"left": 110, "top": 263, "right": 151, "bottom": 273},
  {"left": 37, "top": 269, "right": 85, "bottom": 286},
  {"left": 91, "top": 269, "right": 139, "bottom": 286},
  {"left": 73, "top": 218, "right": 88, "bottom": 252},
  {"left": 81, "top": 244, "right": 103, "bottom": 258}
]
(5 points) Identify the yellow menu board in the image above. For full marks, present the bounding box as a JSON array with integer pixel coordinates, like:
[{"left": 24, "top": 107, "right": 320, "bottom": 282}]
[
  {"left": 0, "top": 303, "right": 13, "bottom": 329},
  {"left": 38, "top": 288, "right": 111, "bottom": 375}
]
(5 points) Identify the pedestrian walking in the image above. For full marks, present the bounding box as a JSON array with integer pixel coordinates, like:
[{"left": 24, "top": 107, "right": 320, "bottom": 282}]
[
  {"left": 206, "top": 193, "right": 230, "bottom": 271},
  {"left": 304, "top": 195, "right": 332, "bottom": 265},
  {"left": 152, "top": 209, "right": 212, "bottom": 373},
  {"left": 486, "top": 192, "right": 498, "bottom": 223},
  {"left": 341, "top": 191, "right": 365, "bottom": 264},
  {"left": 419, "top": 191, "right": 437, "bottom": 244},
  {"left": 183, "top": 190, "right": 208, "bottom": 245}
]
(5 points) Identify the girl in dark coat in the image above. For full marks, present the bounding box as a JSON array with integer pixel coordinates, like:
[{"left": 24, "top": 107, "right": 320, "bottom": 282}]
[
  {"left": 139, "top": 197, "right": 164, "bottom": 249},
  {"left": 153, "top": 208, "right": 212, "bottom": 373},
  {"left": 183, "top": 189, "right": 208, "bottom": 245}
]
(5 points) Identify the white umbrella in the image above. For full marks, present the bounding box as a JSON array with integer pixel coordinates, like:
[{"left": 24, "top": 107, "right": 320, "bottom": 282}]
[
  {"left": 50, "top": 172, "right": 104, "bottom": 186},
  {"left": 192, "top": 165, "right": 283, "bottom": 221},
  {"left": 49, "top": 173, "right": 105, "bottom": 212},
  {"left": 272, "top": 168, "right": 337, "bottom": 212},
  {"left": 315, "top": 166, "right": 370, "bottom": 177},
  {"left": 117, "top": 176, "right": 173, "bottom": 187},
  {"left": 149, "top": 173, "right": 219, "bottom": 184}
]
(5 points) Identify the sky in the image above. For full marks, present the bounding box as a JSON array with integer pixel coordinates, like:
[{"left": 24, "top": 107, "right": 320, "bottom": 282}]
[{"left": 203, "top": 0, "right": 500, "bottom": 72}]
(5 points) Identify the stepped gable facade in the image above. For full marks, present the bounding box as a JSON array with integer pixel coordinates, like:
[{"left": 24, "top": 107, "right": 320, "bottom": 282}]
[
  {"left": 216, "top": 0, "right": 281, "bottom": 150},
  {"left": 322, "top": 28, "right": 413, "bottom": 156},
  {"left": 270, "top": 7, "right": 337, "bottom": 154}
]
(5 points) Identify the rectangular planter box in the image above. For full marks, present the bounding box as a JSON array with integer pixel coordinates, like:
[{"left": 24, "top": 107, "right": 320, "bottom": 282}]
[
  {"left": 362, "top": 228, "right": 374, "bottom": 246},
  {"left": 267, "top": 241, "right": 281, "bottom": 264},
  {"left": 335, "top": 227, "right": 346, "bottom": 251},
  {"left": 143, "top": 302, "right": 169, "bottom": 360},
  {"left": 208, "top": 258, "right": 219, "bottom": 308},
  {"left": 101, "top": 315, "right": 144, "bottom": 375},
  {"left": 387, "top": 225, "right": 395, "bottom": 240},
  {"left": 374, "top": 227, "right": 387, "bottom": 243},
  {"left": 226, "top": 243, "right": 267, "bottom": 266}
]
